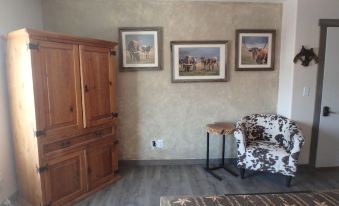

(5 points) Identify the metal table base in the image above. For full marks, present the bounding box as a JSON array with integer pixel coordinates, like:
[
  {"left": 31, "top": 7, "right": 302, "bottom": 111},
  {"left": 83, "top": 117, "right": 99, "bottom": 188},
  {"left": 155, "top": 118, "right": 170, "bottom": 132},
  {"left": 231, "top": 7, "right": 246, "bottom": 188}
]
[{"left": 205, "top": 132, "right": 238, "bottom": 180}]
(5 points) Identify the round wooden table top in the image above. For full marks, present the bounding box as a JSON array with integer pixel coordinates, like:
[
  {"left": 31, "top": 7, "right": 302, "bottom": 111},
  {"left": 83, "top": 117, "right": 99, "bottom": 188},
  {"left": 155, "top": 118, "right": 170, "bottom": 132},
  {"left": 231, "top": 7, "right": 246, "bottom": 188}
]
[{"left": 206, "top": 122, "right": 235, "bottom": 135}]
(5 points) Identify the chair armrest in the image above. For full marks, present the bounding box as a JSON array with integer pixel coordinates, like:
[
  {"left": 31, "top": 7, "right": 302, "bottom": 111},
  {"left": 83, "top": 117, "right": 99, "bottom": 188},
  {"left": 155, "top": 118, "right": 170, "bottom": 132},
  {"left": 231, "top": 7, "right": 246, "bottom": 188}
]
[
  {"left": 234, "top": 122, "right": 247, "bottom": 155},
  {"left": 288, "top": 126, "right": 305, "bottom": 155}
]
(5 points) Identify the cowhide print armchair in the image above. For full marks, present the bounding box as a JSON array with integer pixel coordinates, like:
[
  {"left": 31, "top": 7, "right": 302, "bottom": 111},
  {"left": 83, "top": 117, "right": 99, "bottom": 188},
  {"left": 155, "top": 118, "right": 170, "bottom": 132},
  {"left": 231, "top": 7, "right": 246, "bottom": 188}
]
[{"left": 234, "top": 114, "right": 304, "bottom": 187}]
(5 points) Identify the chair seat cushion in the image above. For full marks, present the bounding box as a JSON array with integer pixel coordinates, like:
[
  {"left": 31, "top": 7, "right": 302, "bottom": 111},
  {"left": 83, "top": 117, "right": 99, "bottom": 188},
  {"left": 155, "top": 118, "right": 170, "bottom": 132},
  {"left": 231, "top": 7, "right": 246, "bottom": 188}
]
[{"left": 245, "top": 141, "right": 292, "bottom": 176}]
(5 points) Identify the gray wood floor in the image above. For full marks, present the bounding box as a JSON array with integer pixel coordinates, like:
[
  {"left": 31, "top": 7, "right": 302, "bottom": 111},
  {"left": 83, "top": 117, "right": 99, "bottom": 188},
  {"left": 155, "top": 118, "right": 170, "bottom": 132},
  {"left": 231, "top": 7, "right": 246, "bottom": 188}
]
[{"left": 10, "top": 165, "right": 339, "bottom": 206}]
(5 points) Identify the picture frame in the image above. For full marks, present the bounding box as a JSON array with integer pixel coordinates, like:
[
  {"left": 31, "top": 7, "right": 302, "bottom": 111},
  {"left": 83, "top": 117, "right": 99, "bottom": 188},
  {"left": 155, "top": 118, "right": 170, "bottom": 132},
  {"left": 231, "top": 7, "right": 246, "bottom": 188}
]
[
  {"left": 171, "top": 41, "right": 228, "bottom": 83},
  {"left": 119, "top": 27, "right": 162, "bottom": 71},
  {"left": 235, "top": 29, "right": 276, "bottom": 71}
]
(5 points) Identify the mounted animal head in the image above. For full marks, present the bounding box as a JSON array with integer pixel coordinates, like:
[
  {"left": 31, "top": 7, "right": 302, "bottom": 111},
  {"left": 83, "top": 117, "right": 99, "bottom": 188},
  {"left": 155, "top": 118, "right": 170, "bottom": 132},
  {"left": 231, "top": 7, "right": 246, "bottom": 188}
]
[{"left": 293, "top": 46, "right": 319, "bottom": 66}]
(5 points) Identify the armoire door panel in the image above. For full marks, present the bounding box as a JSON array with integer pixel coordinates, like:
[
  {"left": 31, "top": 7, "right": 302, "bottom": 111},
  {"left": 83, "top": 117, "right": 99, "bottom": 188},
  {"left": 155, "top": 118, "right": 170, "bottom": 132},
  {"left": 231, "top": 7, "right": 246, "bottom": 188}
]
[
  {"left": 30, "top": 41, "right": 83, "bottom": 137},
  {"left": 86, "top": 142, "right": 115, "bottom": 190},
  {"left": 42, "top": 150, "right": 86, "bottom": 205},
  {"left": 80, "top": 46, "right": 116, "bottom": 128}
]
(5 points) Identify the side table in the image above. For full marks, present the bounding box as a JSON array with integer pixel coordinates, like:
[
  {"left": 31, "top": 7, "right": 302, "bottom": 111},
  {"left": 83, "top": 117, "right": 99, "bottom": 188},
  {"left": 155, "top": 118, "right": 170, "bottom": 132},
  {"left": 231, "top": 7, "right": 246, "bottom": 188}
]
[{"left": 205, "top": 122, "right": 238, "bottom": 180}]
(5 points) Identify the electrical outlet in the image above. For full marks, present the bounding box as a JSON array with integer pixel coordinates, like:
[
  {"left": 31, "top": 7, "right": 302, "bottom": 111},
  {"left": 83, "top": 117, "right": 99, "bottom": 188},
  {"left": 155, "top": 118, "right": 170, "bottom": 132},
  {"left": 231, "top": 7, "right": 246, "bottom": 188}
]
[
  {"left": 156, "top": 139, "right": 163, "bottom": 149},
  {"left": 151, "top": 139, "right": 164, "bottom": 149},
  {"left": 303, "top": 86, "right": 310, "bottom": 96}
]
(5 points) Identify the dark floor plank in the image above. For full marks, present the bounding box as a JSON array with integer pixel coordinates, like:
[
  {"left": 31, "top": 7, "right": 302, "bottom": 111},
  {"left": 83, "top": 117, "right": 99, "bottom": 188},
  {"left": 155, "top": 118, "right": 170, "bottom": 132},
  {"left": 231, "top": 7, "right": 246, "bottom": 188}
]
[{"left": 10, "top": 165, "right": 339, "bottom": 206}]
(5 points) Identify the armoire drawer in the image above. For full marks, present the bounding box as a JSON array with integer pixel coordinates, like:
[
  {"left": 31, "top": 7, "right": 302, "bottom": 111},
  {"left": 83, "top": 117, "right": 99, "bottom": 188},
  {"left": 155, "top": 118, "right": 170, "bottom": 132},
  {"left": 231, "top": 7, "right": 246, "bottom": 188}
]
[{"left": 43, "top": 127, "right": 114, "bottom": 155}]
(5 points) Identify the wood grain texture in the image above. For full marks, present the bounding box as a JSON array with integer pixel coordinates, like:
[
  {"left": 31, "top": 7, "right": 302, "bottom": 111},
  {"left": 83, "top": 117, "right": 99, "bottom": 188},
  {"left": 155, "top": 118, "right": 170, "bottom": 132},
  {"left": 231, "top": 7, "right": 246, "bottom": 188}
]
[
  {"left": 10, "top": 165, "right": 339, "bottom": 206},
  {"left": 6, "top": 28, "right": 119, "bottom": 206},
  {"left": 87, "top": 140, "right": 115, "bottom": 190},
  {"left": 6, "top": 33, "right": 43, "bottom": 206},
  {"left": 7, "top": 28, "right": 117, "bottom": 48},
  {"left": 79, "top": 45, "right": 115, "bottom": 128},
  {"left": 42, "top": 150, "right": 87, "bottom": 205},
  {"left": 30, "top": 40, "right": 83, "bottom": 139},
  {"left": 206, "top": 122, "right": 235, "bottom": 135}
]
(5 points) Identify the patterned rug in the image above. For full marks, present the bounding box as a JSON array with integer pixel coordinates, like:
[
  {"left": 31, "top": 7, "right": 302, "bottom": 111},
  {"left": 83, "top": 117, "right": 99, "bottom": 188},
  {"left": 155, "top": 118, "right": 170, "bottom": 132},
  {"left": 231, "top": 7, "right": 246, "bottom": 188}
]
[{"left": 160, "top": 190, "right": 339, "bottom": 206}]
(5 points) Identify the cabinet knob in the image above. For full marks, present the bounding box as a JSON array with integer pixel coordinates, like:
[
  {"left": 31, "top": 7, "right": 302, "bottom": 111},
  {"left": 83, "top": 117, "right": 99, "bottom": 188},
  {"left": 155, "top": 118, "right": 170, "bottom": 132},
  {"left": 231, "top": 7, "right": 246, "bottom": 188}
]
[
  {"left": 84, "top": 85, "right": 89, "bottom": 92},
  {"left": 94, "top": 131, "right": 102, "bottom": 137},
  {"left": 112, "top": 112, "right": 119, "bottom": 118},
  {"left": 59, "top": 141, "right": 71, "bottom": 149},
  {"left": 69, "top": 106, "right": 73, "bottom": 112}
]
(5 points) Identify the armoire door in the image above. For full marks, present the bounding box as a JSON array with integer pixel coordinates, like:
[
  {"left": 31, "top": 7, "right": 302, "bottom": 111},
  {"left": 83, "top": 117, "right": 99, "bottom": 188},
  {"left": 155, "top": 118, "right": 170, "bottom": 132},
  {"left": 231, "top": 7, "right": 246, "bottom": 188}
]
[
  {"left": 42, "top": 150, "right": 86, "bottom": 205},
  {"left": 79, "top": 45, "right": 116, "bottom": 128},
  {"left": 86, "top": 141, "right": 115, "bottom": 190},
  {"left": 30, "top": 41, "right": 83, "bottom": 137}
]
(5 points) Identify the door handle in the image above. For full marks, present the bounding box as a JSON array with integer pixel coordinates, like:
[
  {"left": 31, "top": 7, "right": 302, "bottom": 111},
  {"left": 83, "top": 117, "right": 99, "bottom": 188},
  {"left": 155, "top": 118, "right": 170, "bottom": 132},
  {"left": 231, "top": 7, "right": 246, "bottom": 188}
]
[{"left": 323, "top": 106, "right": 336, "bottom": 116}]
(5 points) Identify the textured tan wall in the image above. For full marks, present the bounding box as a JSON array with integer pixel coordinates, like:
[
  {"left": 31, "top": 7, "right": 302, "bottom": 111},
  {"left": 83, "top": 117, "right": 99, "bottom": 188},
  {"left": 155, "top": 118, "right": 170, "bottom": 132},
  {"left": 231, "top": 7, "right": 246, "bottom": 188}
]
[{"left": 42, "top": 0, "right": 282, "bottom": 160}]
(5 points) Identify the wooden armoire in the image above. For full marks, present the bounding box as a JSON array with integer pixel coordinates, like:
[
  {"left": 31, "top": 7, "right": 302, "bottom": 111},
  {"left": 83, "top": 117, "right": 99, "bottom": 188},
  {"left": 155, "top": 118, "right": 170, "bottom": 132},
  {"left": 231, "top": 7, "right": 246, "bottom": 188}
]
[{"left": 6, "top": 28, "right": 120, "bottom": 206}]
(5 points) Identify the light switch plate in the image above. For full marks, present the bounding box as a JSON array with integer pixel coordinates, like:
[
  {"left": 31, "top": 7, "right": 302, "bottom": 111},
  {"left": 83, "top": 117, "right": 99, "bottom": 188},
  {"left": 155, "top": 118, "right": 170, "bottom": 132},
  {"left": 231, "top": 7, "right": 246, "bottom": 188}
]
[{"left": 303, "top": 87, "right": 310, "bottom": 96}]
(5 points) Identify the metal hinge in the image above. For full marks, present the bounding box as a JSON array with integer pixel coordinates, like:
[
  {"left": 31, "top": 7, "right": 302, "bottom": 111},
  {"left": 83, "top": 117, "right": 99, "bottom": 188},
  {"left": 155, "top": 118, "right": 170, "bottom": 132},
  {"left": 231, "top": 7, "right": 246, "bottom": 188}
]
[
  {"left": 110, "top": 50, "right": 116, "bottom": 56},
  {"left": 34, "top": 130, "right": 46, "bottom": 137},
  {"left": 112, "top": 112, "right": 119, "bottom": 118},
  {"left": 36, "top": 165, "right": 48, "bottom": 174},
  {"left": 28, "top": 42, "right": 39, "bottom": 50}
]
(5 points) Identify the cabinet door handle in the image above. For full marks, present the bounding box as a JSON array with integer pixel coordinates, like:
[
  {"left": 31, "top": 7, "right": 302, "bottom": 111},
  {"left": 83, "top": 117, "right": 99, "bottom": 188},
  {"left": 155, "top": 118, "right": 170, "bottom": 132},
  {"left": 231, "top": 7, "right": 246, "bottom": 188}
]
[
  {"left": 84, "top": 85, "right": 89, "bottom": 92},
  {"left": 59, "top": 141, "right": 71, "bottom": 149},
  {"left": 94, "top": 131, "right": 102, "bottom": 137},
  {"left": 112, "top": 112, "right": 119, "bottom": 118}
]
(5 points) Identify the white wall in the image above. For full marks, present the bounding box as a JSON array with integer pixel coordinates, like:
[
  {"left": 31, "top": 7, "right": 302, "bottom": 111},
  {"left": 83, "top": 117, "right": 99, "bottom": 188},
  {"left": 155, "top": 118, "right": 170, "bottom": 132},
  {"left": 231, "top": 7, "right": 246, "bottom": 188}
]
[
  {"left": 278, "top": 0, "right": 339, "bottom": 164},
  {"left": 277, "top": 0, "right": 297, "bottom": 118},
  {"left": 293, "top": 0, "right": 339, "bottom": 164},
  {"left": 0, "top": 0, "right": 43, "bottom": 202}
]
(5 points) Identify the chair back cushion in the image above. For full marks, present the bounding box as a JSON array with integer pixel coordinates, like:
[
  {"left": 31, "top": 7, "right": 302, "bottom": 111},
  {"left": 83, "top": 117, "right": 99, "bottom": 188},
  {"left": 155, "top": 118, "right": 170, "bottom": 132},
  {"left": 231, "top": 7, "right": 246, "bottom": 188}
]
[{"left": 241, "top": 114, "right": 292, "bottom": 149}]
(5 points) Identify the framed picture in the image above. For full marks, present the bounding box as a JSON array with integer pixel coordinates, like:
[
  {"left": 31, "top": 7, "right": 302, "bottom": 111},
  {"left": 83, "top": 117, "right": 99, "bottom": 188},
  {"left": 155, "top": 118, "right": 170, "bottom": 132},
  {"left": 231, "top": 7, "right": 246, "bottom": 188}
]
[
  {"left": 119, "top": 27, "right": 162, "bottom": 71},
  {"left": 236, "top": 30, "right": 276, "bottom": 71},
  {"left": 171, "top": 41, "right": 228, "bottom": 83}
]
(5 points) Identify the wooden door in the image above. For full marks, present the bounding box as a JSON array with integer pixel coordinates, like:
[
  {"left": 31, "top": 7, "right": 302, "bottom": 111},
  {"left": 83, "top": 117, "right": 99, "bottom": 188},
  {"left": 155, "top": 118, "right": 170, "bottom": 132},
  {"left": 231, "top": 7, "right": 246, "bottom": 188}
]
[
  {"left": 42, "top": 150, "right": 86, "bottom": 205},
  {"left": 79, "top": 45, "right": 116, "bottom": 128},
  {"left": 30, "top": 41, "right": 83, "bottom": 137},
  {"left": 86, "top": 142, "right": 115, "bottom": 190}
]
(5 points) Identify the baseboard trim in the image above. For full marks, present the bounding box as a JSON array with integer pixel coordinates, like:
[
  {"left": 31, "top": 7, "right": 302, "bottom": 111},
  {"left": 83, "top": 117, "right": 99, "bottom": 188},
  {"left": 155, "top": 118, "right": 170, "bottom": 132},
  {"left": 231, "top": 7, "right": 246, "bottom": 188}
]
[
  {"left": 119, "top": 160, "right": 315, "bottom": 171},
  {"left": 297, "top": 164, "right": 312, "bottom": 170},
  {"left": 119, "top": 158, "right": 237, "bottom": 166}
]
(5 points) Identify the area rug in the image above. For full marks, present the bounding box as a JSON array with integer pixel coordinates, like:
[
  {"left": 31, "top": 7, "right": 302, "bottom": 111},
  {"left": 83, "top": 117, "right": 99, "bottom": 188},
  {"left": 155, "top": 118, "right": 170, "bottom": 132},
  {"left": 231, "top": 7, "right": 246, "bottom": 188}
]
[{"left": 160, "top": 190, "right": 339, "bottom": 206}]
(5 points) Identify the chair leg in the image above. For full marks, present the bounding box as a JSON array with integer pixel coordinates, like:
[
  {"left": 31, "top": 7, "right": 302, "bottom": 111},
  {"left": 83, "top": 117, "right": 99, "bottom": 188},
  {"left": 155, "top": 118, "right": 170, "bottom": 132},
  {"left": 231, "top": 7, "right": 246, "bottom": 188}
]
[
  {"left": 240, "top": 168, "right": 245, "bottom": 179},
  {"left": 285, "top": 176, "right": 292, "bottom": 187}
]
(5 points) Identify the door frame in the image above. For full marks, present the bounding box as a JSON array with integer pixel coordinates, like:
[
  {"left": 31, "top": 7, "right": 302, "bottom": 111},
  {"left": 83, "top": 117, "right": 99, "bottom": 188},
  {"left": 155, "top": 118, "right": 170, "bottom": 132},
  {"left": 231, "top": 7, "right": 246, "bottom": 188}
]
[{"left": 310, "top": 19, "right": 339, "bottom": 167}]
